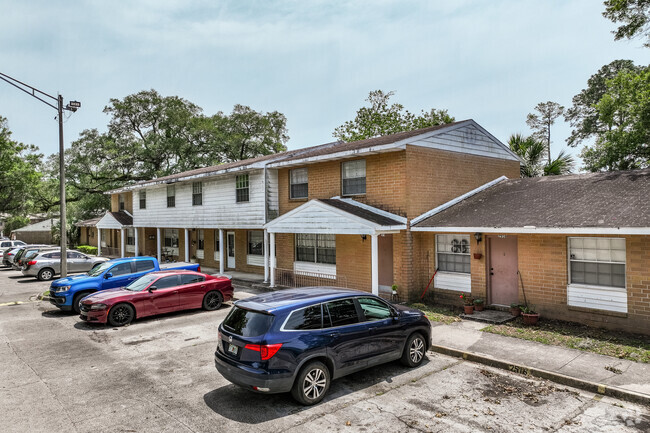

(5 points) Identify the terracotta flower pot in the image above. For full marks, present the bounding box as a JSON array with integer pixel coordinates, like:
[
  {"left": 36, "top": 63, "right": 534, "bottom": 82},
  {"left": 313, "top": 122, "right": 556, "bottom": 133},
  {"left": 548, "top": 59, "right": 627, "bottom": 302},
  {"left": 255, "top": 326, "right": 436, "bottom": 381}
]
[
  {"left": 510, "top": 307, "right": 521, "bottom": 317},
  {"left": 473, "top": 253, "right": 482, "bottom": 260},
  {"left": 474, "top": 304, "right": 484, "bottom": 312},
  {"left": 463, "top": 305, "right": 474, "bottom": 315},
  {"left": 522, "top": 313, "right": 540, "bottom": 325}
]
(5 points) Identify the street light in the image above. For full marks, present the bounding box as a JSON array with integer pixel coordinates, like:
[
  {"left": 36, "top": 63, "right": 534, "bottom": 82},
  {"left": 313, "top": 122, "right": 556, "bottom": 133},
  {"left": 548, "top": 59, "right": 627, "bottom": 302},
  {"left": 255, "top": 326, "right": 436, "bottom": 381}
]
[{"left": 0, "top": 71, "right": 80, "bottom": 277}]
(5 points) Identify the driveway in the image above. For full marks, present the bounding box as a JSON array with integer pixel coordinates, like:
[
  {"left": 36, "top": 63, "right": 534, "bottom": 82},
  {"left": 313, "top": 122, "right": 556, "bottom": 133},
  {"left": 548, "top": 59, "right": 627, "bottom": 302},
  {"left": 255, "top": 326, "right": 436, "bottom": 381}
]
[{"left": 0, "top": 267, "right": 647, "bottom": 432}]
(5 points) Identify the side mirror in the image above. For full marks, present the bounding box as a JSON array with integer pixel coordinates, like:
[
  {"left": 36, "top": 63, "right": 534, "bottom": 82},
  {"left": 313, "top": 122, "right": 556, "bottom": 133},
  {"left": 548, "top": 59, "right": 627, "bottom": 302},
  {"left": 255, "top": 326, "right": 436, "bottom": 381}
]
[
  {"left": 391, "top": 308, "right": 400, "bottom": 318},
  {"left": 104, "top": 272, "right": 113, "bottom": 279},
  {"left": 148, "top": 285, "right": 158, "bottom": 293}
]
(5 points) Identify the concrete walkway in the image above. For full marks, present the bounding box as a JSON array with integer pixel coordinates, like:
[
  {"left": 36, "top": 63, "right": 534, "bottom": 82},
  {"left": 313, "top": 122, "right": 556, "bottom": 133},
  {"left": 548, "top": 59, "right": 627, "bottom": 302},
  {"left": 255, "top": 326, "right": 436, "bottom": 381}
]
[{"left": 430, "top": 320, "right": 650, "bottom": 406}]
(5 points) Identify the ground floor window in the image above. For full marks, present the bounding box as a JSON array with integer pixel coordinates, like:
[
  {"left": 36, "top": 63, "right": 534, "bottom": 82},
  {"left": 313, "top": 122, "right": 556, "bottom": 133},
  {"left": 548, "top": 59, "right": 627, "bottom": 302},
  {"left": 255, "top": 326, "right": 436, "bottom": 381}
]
[
  {"left": 436, "top": 234, "right": 470, "bottom": 274},
  {"left": 213, "top": 230, "right": 221, "bottom": 262},
  {"left": 248, "top": 231, "right": 263, "bottom": 256},
  {"left": 296, "top": 234, "right": 336, "bottom": 265},
  {"left": 164, "top": 229, "right": 179, "bottom": 249},
  {"left": 126, "top": 228, "right": 135, "bottom": 246},
  {"left": 568, "top": 237, "right": 625, "bottom": 288},
  {"left": 196, "top": 229, "right": 205, "bottom": 259}
]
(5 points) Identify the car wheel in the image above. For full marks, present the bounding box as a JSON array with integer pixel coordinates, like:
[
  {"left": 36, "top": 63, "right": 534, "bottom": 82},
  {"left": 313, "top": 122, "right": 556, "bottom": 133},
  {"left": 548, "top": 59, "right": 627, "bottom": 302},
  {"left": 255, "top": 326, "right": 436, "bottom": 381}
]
[
  {"left": 37, "top": 268, "right": 55, "bottom": 281},
  {"left": 202, "top": 291, "right": 223, "bottom": 311},
  {"left": 108, "top": 303, "right": 135, "bottom": 327},
  {"left": 291, "top": 361, "right": 330, "bottom": 405},
  {"left": 72, "top": 293, "right": 90, "bottom": 315},
  {"left": 401, "top": 332, "right": 426, "bottom": 367}
]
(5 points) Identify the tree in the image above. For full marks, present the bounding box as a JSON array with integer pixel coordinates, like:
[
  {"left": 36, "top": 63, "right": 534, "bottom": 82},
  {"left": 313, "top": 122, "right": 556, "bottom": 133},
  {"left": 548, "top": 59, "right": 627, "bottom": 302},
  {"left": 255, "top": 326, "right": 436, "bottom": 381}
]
[
  {"left": 525, "top": 101, "right": 565, "bottom": 164},
  {"left": 508, "top": 134, "right": 574, "bottom": 177},
  {"left": 603, "top": 0, "right": 650, "bottom": 47},
  {"left": 580, "top": 67, "right": 650, "bottom": 171},
  {"left": 565, "top": 60, "right": 642, "bottom": 147},
  {"left": 333, "top": 90, "right": 454, "bottom": 142}
]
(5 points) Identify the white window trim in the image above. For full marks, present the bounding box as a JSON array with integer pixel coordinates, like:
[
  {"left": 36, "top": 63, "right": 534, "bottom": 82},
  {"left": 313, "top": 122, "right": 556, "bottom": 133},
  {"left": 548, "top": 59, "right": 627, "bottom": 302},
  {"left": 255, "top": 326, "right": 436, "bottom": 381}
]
[
  {"left": 435, "top": 234, "right": 471, "bottom": 275},
  {"left": 290, "top": 168, "right": 308, "bottom": 199},
  {"left": 341, "top": 159, "right": 366, "bottom": 196},
  {"left": 567, "top": 237, "right": 626, "bottom": 289}
]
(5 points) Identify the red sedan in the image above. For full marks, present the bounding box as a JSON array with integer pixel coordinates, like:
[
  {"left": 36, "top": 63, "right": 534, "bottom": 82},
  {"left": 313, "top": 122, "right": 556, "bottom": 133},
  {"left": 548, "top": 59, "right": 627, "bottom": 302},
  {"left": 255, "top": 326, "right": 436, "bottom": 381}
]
[{"left": 79, "top": 270, "right": 233, "bottom": 326}]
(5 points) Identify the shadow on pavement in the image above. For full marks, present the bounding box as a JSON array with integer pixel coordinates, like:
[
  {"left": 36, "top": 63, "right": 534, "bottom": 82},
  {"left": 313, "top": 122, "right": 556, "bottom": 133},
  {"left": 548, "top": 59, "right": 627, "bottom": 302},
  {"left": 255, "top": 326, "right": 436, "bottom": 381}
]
[
  {"left": 17, "top": 278, "right": 46, "bottom": 284},
  {"left": 203, "top": 358, "right": 430, "bottom": 424}
]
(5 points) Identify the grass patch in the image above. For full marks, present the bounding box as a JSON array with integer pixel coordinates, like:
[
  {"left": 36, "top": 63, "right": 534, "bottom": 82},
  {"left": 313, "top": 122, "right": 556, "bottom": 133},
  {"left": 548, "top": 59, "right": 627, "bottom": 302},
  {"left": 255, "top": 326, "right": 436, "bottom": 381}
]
[
  {"left": 482, "top": 318, "right": 650, "bottom": 363},
  {"left": 408, "top": 303, "right": 461, "bottom": 325}
]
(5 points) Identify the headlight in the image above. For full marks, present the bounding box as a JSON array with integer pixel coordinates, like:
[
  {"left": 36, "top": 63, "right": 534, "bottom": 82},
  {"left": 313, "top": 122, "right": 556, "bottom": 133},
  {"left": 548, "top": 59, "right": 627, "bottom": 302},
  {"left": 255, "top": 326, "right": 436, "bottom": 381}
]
[
  {"left": 52, "top": 285, "right": 71, "bottom": 293},
  {"left": 90, "top": 303, "right": 107, "bottom": 310}
]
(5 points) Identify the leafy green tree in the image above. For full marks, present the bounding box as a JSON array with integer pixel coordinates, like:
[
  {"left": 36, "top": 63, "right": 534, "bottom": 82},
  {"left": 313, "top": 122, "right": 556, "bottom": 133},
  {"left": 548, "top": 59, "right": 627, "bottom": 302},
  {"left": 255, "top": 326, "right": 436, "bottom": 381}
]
[
  {"left": 603, "top": 0, "right": 650, "bottom": 47},
  {"left": 525, "top": 101, "right": 565, "bottom": 164},
  {"left": 581, "top": 67, "right": 650, "bottom": 171},
  {"left": 508, "top": 134, "right": 574, "bottom": 177},
  {"left": 3, "top": 215, "right": 30, "bottom": 235},
  {"left": 333, "top": 90, "right": 454, "bottom": 142}
]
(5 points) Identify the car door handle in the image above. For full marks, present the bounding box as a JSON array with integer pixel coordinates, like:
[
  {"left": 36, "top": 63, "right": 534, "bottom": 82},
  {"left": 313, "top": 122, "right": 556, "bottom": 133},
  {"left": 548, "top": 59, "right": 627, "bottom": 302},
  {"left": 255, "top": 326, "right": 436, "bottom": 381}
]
[
  {"left": 328, "top": 332, "right": 340, "bottom": 338},
  {"left": 200, "top": 285, "right": 205, "bottom": 289}
]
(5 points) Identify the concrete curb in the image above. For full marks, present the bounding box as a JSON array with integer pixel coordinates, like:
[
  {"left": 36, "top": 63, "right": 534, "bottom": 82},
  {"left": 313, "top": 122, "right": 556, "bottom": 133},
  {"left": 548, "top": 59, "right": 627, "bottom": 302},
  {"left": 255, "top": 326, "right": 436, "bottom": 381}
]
[{"left": 430, "top": 344, "right": 650, "bottom": 407}]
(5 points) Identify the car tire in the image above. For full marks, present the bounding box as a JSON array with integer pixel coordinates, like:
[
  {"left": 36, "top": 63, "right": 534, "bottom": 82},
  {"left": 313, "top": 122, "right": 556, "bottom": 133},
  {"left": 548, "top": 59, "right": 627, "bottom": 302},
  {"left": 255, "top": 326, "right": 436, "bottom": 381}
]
[
  {"left": 202, "top": 291, "right": 223, "bottom": 311},
  {"left": 108, "top": 303, "right": 135, "bottom": 327},
  {"left": 37, "top": 268, "right": 55, "bottom": 281},
  {"left": 401, "top": 332, "right": 426, "bottom": 368},
  {"left": 72, "top": 292, "right": 90, "bottom": 315},
  {"left": 291, "top": 361, "right": 330, "bottom": 405}
]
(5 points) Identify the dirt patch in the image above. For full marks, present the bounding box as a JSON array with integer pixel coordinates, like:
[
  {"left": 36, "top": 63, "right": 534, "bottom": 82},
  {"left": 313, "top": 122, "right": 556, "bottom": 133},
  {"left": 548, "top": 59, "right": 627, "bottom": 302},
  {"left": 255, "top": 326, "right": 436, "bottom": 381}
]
[{"left": 478, "top": 369, "right": 576, "bottom": 407}]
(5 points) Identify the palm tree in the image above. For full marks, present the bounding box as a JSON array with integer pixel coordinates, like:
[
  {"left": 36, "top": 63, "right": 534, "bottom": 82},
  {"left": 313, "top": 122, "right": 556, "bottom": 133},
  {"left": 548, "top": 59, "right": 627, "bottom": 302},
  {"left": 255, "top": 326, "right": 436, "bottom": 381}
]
[{"left": 508, "top": 134, "right": 574, "bottom": 177}]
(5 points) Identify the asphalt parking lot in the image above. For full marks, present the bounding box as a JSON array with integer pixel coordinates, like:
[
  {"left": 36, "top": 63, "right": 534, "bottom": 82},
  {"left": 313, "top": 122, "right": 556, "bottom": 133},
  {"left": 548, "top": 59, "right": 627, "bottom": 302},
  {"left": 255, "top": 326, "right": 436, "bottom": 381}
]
[{"left": 0, "top": 267, "right": 648, "bottom": 433}]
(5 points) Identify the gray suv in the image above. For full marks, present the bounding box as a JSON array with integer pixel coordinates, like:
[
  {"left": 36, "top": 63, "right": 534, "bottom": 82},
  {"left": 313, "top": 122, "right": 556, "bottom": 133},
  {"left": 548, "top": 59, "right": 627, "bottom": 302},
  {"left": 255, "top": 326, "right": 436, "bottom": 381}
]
[{"left": 21, "top": 250, "right": 109, "bottom": 280}]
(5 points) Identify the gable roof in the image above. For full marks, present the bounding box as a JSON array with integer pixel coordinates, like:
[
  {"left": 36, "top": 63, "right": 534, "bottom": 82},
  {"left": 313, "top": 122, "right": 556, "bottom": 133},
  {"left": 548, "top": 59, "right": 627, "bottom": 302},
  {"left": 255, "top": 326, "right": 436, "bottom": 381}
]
[
  {"left": 412, "top": 169, "right": 650, "bottom": 234},
  {"left": 96, "top": 211, "right": 133, "bottom": 229},
  {"left": 75, "top": 216, "right": 102, "bottom": 227},
  {"left": 12, "top": 219, "right": 53, "bottom": 233}
]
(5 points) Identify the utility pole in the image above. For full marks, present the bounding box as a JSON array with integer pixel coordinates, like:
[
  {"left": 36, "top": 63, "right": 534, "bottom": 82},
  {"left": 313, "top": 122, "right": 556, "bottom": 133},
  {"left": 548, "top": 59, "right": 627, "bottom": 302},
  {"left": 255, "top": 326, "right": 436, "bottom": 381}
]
[{"left": 0, "top": 72, "right": 80, "bottom": 277}]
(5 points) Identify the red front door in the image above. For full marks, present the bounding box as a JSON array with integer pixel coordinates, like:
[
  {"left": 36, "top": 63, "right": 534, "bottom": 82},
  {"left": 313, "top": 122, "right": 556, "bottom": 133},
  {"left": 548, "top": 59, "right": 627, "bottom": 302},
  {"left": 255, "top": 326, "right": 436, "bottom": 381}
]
[{"left": 488, "top": 235, "right": 519, "bottom": 306}]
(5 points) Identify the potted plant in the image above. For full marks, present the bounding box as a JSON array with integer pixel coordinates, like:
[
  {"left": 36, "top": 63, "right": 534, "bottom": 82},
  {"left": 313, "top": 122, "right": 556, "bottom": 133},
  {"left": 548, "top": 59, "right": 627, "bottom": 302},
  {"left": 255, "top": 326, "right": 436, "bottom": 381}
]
[
  {"left": 460, "top": 294, "right": 474, "bottom": 314},
  {"left": 520, "top": 305, "right": 540, "bottom": 325},
  {"left": 190, "top": 255, "right": 198, "bottom": 264},
  {"left": 510, "top": 302, "right": 522, "bottom": 317},
  {"left": 473, "top": 253, "right": 482, "bottom": 260},
  {"left": 473, "top": 298, "right": 485, "bottom": 311},
  {"left": 391, "top": 284, "right": 398, "bottom": 296}
]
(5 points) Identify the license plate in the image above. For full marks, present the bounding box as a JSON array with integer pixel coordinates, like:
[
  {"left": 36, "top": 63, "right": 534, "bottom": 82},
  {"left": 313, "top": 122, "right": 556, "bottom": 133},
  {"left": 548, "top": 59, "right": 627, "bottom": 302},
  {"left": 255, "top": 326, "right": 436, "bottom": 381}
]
[{"left": 227, "top": 343, "right": 238, "bottom": 355}]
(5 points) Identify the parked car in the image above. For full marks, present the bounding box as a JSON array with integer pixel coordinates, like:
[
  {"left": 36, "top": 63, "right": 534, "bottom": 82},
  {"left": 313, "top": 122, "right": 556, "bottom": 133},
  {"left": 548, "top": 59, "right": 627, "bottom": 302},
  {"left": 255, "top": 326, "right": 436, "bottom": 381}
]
[
  {"left": 5, "top": 244, "right": 50, "bottom": 268},
  {"left": 214, "top": 287, "right": 432, "bottom": 405},
  {"left": 21, "top": 249, "right": 109, "bottom": 281},
  {"left": 79, "top": 270, "right": 233, "bottom": 326},
  {"left": 1, "top": 241, "right": 26, "bottom": 265},
  {"left": 14, "top": 246, "right": 59, "bottom": 270},
  {"left": 2, "top": 247, "right": 21, "bottom": 267},
  {"left": 49, "top": 256, "right": 201, "bottom": 313}
]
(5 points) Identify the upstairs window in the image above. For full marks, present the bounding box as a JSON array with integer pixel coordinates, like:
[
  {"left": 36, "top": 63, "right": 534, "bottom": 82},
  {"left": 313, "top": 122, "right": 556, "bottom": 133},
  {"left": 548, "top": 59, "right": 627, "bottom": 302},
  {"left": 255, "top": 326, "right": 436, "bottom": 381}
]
[
  {"left": 139, "top": 190, "right": 146, "bottom": 209},
  {"left": 236, "top": 174, "right": 249, "bottom": 203},
  {"left": 290, "top": 168, "right": 308, "bottom": 199},
  {"left": 436, "top": 234, "right": 470, "bottom": 274},
  {"left": 192, "top": 182, "right": 203, "bottom": 206},
  {"left": 569, "top": 237, "right": 625, "bottom": 288},
  {"left": 167, "top": 185, "right": 176, "bottom": 208},
  {"left": 118, "top": 194, "right": 125, "bottom": 211},
  {"left": 248, "top": 231, "right": 263, "bottom": 256},
  {"left": 296, "top": 234, "right": 336, "bottom": 265},
  {"left": 342, "top": 160, "right": 366, "bottom": 196}
]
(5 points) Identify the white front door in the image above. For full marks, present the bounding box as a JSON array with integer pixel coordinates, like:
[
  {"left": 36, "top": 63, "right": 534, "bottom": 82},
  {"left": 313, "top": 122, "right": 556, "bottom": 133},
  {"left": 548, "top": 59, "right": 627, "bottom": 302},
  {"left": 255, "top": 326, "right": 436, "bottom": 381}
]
[{"left": 227, "top": 232, "right": 235, "bottom": 269}]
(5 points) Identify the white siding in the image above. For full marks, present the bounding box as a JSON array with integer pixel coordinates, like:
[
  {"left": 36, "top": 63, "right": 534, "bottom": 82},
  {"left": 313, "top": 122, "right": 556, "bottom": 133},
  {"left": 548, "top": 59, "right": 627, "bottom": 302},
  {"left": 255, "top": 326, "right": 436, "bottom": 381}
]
[
  {"left": 412, "top": 124, "right": 516, "bottom": 160},
  {"left": 434, "top": 271, "right": 471, "bottom": 292},
  {"left": 294, "top": 262, "right": 336, "bottom": 278},
  {"left": 267, "top": 169, "right": 279, "bottom": 221},
  {"left": 132, "top": 170, "right": 266, "bottom": 229},
  {"left": 567, "top": 284, "right": 628, "bottom": 313},
  {"left": 267, "top": 204, "right": 375, "bottom": 235}
]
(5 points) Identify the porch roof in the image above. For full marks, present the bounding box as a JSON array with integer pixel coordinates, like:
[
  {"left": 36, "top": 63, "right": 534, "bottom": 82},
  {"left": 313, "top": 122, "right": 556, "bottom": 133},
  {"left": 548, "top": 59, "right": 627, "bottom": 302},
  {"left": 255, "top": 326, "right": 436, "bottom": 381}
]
[
  {"left": 96, "top": 211, "right": 133, "bottom": 229},
  {"left": 264, "top": 198, "right": 407, "bottom": 235}
]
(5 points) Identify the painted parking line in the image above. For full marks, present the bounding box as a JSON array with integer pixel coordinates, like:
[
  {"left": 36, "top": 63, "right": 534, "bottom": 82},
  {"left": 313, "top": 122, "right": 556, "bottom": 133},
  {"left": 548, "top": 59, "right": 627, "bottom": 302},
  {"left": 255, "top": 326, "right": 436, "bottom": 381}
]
[{"left": 0, "top": 301, "right": 30, "bottom": 307}]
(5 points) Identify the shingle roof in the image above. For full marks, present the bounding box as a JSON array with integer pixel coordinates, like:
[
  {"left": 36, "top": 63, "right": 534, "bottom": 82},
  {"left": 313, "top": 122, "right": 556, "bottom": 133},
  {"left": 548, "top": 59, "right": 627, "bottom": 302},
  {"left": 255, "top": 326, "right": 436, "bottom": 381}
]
[
  {"left": 12, "top": 219, "right": 53, "bottom": 233},
  {"left": 109, "top": 211, "right": 133, "bottom": 226},
  {"left": 412, "top": 169, "right": 650, "bottom": 229},
  {"left": 318, "top": 199, "right": 404, "bottom": 227},
  {"left": 75, "top": 217, "right": 102, "bottom": 227}
]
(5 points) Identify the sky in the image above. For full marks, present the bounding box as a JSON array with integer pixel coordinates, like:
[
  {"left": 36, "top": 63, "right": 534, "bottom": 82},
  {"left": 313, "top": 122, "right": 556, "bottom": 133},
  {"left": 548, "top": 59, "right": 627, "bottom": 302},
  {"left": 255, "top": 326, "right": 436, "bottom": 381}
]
[{"left": 1, "top": 0, "right": 648, "bottom": 168}]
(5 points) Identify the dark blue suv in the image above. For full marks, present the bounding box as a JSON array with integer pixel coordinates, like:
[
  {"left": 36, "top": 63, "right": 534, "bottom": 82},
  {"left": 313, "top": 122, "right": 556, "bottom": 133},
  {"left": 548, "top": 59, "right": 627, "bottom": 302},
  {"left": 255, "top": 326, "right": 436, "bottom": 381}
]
[{"left": 214, "top": 287, "right": 431, "bottom": 405}]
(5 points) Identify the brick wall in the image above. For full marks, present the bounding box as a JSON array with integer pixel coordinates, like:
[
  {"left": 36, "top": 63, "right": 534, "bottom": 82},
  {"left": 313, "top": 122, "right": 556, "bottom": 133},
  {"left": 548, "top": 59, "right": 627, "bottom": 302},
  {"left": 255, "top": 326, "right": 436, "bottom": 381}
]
[
  {"left": 110, "top": 192, "right": 133, "bottom": 213},
  {"left": 336, "top": 235, "right": 372, "bottom": 291}
]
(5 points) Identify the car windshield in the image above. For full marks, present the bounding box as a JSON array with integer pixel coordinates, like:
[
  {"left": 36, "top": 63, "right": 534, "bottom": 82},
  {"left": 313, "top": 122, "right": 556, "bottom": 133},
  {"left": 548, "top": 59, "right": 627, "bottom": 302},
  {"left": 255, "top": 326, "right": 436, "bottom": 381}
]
[
  {"left": 125, "top": 274, "right": 158, "bottom": 292},
  {"left": 86, "top": 261, "right": 113, "bottom": 277}
]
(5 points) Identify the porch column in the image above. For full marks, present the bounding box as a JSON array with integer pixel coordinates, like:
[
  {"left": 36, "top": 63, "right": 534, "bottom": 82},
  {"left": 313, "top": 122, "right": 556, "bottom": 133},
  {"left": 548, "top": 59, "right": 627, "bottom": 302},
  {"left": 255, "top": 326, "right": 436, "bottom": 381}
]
[
  {"left": 270, "top": 232, "right": 276, "bottom": 288},
  {"left": 97, "top": 229, "right": 102, "bottom": 256},
  {"left": 184, "top": 228, "right": 190, "bottom": 262},
  {"left": 156, "top": 228, "right": 162, "bottom": 262},
  {"left": 219, "top": 229, "right": 225, "bottom": 274},
  {"left": 263, "top": 230, "right": 269, "bottom": 283},
  {"left": 120, "top": 228, "right": 126, "bottom": 258},
  {"left": 371, "top": 233, "right": 378, "bottom": 295},
  {"left": 134, "top": 228, "right": 139, "bottom": 257}
]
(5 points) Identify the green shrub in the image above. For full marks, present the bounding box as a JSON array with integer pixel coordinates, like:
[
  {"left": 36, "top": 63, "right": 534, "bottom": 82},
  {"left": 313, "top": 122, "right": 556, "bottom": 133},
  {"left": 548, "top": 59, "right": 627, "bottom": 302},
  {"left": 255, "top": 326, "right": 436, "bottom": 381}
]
[{"left": 77, "top": 245, "right": 98, "bottom": 255}]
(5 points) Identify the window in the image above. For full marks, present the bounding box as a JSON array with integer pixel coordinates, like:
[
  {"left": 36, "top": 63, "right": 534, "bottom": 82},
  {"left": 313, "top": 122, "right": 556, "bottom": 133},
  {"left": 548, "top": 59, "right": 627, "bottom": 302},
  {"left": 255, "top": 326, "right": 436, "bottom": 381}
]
[
  {"left": 155, "top": 275, "right": 180, "bottom": 289},
  {"left": 342, "top": 159, "right": 366, "bottom": 196},
  {"left": 248, "top": 231, "right": 263, "bottom": 256},
  {"left": 284, "top": 305, "right": 323, "bottom": 330},
  {"left": 569, "top": 237, "right": 625, "bottom": 288},
  {"left": 358, "top": 297, "right": 392, "bottom": 321},
  {"left": 67, "top": 252, "right": 84, "bottom": 259},
  {"left": 164, "top": 229, "right": 179, "bottom": 248},
  {"left": 324, "top": 299, "right": 359, "bottom": 327},
  {"left": 214, "top": 230, "right": 220, "bottom": 253},
  {"left": 118, "top": 194, "right": 125, "bottom": 211},
  {"left": 295, "top": 234, "right": 336, "bottom": 265},
  {"left": 44, "top": 252, "right": 61, "bottom": 259},
  {"left": 110, "top": 263, "right": 132, "bottom": 276},
  {"left": 223, "top": 306, "right": 274, "bottom": 337},
  {"left": 290, "top": 168, "right": 308, "bottom": 199},
  {"left": 135, "top": 260, "right": 155, "bottom": 272},
  {"left": 126, "top": 228, "right": 135, "bottom": 246},
  {"left": 180, "top": 274, "right": 205, "bottom": 285},
  {"left": 197, "top": 229, "right": 205, "bottom": 251},
  {"left": 236, "top": 174, "right": 249, "bottom": 202},
  {"left": 192, "top": 182, "right": 203, "bottom": 206},
  {"left": 139, "top": 190, "right": 146, "bottom": 209},
  {"left": 167, "top": 185, "right": 176, "bottom": 208},
  {"left": 436, "top": 234, "right": 470, "bottom": 274}
]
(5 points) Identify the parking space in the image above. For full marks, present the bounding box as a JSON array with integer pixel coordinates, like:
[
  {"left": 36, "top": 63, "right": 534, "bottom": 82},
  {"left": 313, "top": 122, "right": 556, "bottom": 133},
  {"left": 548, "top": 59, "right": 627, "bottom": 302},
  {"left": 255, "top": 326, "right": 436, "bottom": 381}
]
[{"left": 0, "top": 268, "right": 648, "bottom": 433}]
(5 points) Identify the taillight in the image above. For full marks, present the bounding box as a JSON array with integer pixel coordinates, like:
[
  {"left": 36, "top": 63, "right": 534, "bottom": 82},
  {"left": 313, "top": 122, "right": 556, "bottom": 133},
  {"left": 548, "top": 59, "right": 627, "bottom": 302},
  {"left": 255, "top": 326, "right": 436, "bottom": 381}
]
[
  {"left": 244, "top": 343, "right": 283, "bottom": 360},
  {"left": 8, "top": 253, "right": 14, "bottom": 256},
  {"left": 27, "top": 260, "right": 37, "bottom": 265},
  {"left": 197, "top": 266, "right": 201, "bottom": 273}
]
